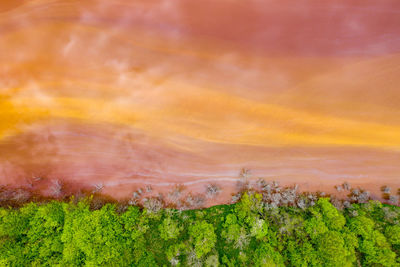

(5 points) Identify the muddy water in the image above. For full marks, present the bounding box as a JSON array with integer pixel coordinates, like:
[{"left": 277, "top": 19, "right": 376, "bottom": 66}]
[{"left": 1, "top": 0, "right": 400, "bottom": 205}]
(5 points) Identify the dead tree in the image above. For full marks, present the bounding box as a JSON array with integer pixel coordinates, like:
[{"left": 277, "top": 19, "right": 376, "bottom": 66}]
[
  {"left": 92, "top": 183, "right": 104, "bottom": 193},
  {"left": 205, "top": 183, "right": 221, "bottom": 199},
  {"left": 50, "top": 179, "right": 63, "bottom": 197}
]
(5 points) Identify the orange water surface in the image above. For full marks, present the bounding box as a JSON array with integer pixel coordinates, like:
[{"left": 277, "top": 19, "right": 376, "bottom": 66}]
[{"left": 1, "top": 0, "right": 400, "bottom": 203}]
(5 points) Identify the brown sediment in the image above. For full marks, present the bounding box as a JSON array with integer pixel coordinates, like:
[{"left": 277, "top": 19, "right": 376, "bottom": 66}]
[{"left": 1, "top": 0, "right": 400, "bottom": 206}]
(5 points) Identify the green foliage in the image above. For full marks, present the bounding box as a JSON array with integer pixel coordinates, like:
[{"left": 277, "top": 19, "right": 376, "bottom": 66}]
[
  {"left": 159, "top": 216, "right": 182, "bottom": 241},
  {"left": 314, "top": 198, "right": 346, "bottom": 230},
  {"left": 26, "top": 202, "right": 65, "bottom": 265},
  {"left": 189, "top": 220, "right": 217, "bottom": 258},
  {"left": 385, "top": 225, "right": 400, "bottom": 245},
  {"left": 205, "top": 254, "right": 219, "bottom": 267},
  {"left": 250, "top": 218, "right": 268, "bottom": 239},
  {"left": 61, "top": 203, "right": 128, "bottom": 266},
  {"left": 304, "top": 216, "right": 328, "bottom": 239},
  {"left": 253, "top": 243, "right": 285, "bottom": 266},
  {"left": 348, "top": 214, "right": 398, "bottom": 266},
  {"left": 0, "top": 193, "right": 399, "bottom": 266},
  {"left": 286, "top": 239, "right": 319, "bottom": 266},
  {"left": 315, "top": 231, "right": 355, "bottom": 266},
  {"left": 222, "top": 214, "right": 242, "bottom": 243},
  {"left": 235, "top": 192, "right": 263, "bottom": 223}
]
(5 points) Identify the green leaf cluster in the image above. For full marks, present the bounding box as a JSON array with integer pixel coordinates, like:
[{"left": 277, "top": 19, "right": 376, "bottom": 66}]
[{"left": 0, "top": 194, "right": 399, "bottom": 266}]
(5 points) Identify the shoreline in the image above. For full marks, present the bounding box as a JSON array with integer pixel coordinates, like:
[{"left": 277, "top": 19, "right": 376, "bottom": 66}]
[{"left": 1, "top": 173, "right": 398, "bottom": 209}]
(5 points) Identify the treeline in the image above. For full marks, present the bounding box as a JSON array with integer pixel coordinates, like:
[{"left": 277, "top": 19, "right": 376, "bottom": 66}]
[{"left": 1, "top": 192, "right": 400, "bottom": 266}]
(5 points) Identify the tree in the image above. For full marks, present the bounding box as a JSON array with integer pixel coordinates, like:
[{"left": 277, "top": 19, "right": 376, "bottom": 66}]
[
  {"left": 222, "top": 214, "right": 241, "bottom": 243},
  {"left": 252, "top": 243, "right": 285, "bottom": 267},
  {"left": 61, "top": 202, "right": 128, "bottom": 266},
  {"left": 250, "top": 218, "right": 268, "bottom": 240},
  {"left": 0, "top": 208, "right": 26, "bottom": 266},
  {"left": 385, "top": 225, "right": 400, "bottom": 246},
  {"left": 315, "top": 231, "right": 355, "bottom": 267},
  {"left": 304, "top": 216, "right": 328, "bottom": 240},
  {"left": 205, "top": 254, "right": 220, "bottom": 267},
  {"left": 359, "top": 231, "right": 396, "bottom": 266},
  {"left": 159, "top": 216, "right": 182, "bottom": 241},
  {"left": 25, "top": 201, "right": 65, "bottom": 265},
  {"left": 0, "top": 203, "right": 38, "bottom": 266},
  {"left": 235, "top": 192, "right": 263, "bottom": 223},
  {"left": 0, "top": 189, "right": 400, "bottom": 266},
  {"left": 348, "top": 215, "right": 397, "bottom": 266},
  {"left": 286, "top": 240, "right": 319, "bottom": 267},
  {"left": 314, "top": 198, "right": 345, "bottom": 231},
  {"left": 189, "top": 220, "right": 217, "bottom": 258}
]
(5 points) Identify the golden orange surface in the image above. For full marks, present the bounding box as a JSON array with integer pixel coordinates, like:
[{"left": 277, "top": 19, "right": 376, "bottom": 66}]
[{"left": 1, "top": 0, "right": 400, "bottom": 203}]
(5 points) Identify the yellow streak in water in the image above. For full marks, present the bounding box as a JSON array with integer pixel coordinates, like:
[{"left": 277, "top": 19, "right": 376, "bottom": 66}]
[{"left": 2, "top": 81, "right": 400, "bottom": 149}]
